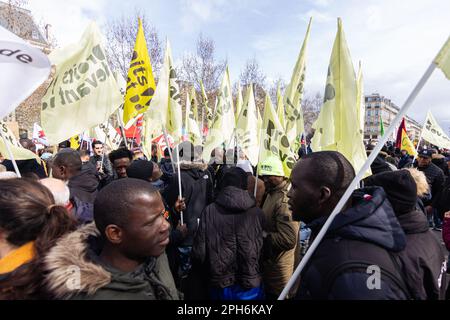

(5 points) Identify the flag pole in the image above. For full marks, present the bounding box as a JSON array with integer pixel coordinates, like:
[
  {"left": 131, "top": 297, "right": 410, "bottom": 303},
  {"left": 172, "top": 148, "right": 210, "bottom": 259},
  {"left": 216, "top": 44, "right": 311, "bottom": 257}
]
[
  {"left": 0, "top": 130, "right": 21, "bottom": 178},
  {"left": 162, "top": 126, "right": 176, "bottom": 172},
  {"left": 175, "top": 142, "right": 184, "bottom": 225},
  {"left": 412, "top": 118, "right": 426, "bottom": 163},
  {"left": 278, "top": 61, "right": 437, "bottom": 300},
  {"left": 254, "top": 127, "right": 264, "bottom": 198},
  {"left": 116, "top": 108, "right": 128, "bottom": 148}
]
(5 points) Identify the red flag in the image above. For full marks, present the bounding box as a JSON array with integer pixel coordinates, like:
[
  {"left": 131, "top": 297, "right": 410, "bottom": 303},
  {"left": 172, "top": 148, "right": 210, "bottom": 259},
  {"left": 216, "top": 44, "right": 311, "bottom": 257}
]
[{"left": 395, "top": 118, "right": 407, "bottom": 149}]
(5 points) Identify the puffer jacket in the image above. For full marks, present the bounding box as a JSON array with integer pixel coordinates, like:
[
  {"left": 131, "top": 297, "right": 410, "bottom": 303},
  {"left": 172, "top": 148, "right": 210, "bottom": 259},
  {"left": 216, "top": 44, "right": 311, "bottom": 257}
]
[
  {"left": 192, "top": 186, "right": 264, "bottom": 289},
  {"left": 43, "top": 224, "right": 180, "bottom": 300},
  {"left": 297, "top": 187, "right": 409, "bottom": 300},
  {"left": 261, "top": 180, "right": 299, "bottom": 297},
  {"left": 396, "top": 210, "right": 446, "bottom": 299}
]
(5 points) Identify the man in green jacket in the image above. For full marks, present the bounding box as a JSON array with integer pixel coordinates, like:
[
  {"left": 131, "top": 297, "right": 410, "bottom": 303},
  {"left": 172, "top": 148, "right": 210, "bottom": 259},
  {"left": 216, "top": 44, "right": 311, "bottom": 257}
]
[
  {"left": 260, "top": 156, "right": 299, "bottom": 300},
  {"left": 44, "top": 178, "right": 180, "bottom": 300}
]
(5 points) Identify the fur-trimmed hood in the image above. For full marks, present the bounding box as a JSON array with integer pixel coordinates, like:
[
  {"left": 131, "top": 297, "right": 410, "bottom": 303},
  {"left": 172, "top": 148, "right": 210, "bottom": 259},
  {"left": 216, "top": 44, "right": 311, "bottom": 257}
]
[
  {"left": 44, "top": 223, "right": 111, "bottom": 299},
  {"left": 177, "top": 160, "right": 208, "bottom": 171}
]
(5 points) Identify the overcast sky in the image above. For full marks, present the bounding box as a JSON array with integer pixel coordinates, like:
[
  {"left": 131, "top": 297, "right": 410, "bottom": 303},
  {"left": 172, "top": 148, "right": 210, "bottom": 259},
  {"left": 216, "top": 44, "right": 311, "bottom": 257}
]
[{"left": 28, "top": 0, "right": 450, "bottom": 133}]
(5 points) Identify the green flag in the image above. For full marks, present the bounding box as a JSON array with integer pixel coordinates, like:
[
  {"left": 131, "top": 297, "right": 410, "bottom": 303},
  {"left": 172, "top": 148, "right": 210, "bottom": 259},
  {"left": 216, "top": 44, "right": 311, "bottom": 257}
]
[{"left": 380, "top": 116, "right": 384, "bottom": 137}]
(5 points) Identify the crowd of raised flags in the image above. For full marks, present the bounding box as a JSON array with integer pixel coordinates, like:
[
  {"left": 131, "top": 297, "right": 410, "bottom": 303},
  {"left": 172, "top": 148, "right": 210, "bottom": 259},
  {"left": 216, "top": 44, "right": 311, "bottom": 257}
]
[
  {"left": 0, "top": 17, "right": 449, "bottom": 185},
  {"left": 1, "top": 12, "right": 450, "bottom": 303}
]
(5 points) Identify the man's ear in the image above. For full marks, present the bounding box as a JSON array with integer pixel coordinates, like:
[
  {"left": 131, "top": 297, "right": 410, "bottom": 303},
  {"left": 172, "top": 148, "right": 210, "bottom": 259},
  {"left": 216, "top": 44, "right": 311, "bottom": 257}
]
[
  {"left": 318, "top": 186, "right": 332, "bottom": 205},
  {"left": 104, "top": 225, "right": 123, "bottom": 244}
]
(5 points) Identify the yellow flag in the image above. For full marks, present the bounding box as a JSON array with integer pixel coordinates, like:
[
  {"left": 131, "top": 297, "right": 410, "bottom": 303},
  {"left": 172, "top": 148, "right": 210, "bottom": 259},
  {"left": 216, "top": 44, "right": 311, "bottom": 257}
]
[
  {"left": 123, "top": 19, "right": 156, "bottom": 124},
  {"left": 284, "top": 17, "right": 312, "bottom": 153},
  {"left": 311, "top": 18, "right": 369, "bottom": 175},
  {"left": 143, "top": 40, "right": 182, "bottom": 147},
  {"left": 400, "top": 128, "right": 417, "bottom": 157},
  {"left": 185, "top": 91, "right": 202, "bottom": 146},
  {"left": 236, "top": 84, "right": 259, "bottom": 165},
  {"left": 434, "top": 36, "right": 450, "bottom": 80},
  {"left": 235, "top": 84, "right": 243, "bottom": 124},
  {"left": 258, "top": 94, "right": 296, "bottom": 178},
  {"left": 200, "top": 79, "right": 212, "bottom": 129},
  {"left": 202, "top": 67, "right": 235, "bottom": 161},
  {"left": 69, "top": 134, "right": 80, "bottom": 150},
  {"left": 41, "top": 22, "right": 123, "bottom": 145},
  {"left": 276, "top": 83, "right": 286, "bottom": 129},
  {"left": 356, "top": 61, "right": 365, "bottom": 135}
]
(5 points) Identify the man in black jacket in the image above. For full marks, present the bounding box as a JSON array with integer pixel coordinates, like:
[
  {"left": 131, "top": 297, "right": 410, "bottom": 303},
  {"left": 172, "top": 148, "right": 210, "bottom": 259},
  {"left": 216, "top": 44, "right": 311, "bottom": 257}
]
[
  {"left": 365, "top": 169, "right": 446, "bottom": 299},
  {"left": 193, "top": 167, "right": 264, "bottom": 300},
  {"left": 288, "top": 151, "right": 409, "bottom": 300},
  {"left": 163, "top": 141, "right": 213, "bottom": 295},
  {"left": 89, "top": 141, "right": 113, "bottom": 188},
  {"left": 415, "top": 149, "right": 446, "bottom": 230}
]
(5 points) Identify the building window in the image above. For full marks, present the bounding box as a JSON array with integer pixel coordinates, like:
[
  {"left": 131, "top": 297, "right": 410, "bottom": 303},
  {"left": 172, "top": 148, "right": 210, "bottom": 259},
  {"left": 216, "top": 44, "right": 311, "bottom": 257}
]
[{"left": 32, "top": 30, "right": 39, "bottom": 40}]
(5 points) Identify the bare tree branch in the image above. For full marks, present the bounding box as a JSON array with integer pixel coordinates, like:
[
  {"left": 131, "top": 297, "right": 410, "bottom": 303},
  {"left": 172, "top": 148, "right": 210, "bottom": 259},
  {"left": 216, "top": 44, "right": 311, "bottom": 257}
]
[{"left": 105, "top": 10, "right": 163, "bottom": 80}]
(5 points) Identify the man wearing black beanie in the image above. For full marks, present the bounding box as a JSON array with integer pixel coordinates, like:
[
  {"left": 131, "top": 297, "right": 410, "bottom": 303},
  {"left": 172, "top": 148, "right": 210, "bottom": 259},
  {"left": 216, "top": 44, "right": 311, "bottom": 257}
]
[{"left": 364, "top": 170, "right": 446, "bottom": 299}]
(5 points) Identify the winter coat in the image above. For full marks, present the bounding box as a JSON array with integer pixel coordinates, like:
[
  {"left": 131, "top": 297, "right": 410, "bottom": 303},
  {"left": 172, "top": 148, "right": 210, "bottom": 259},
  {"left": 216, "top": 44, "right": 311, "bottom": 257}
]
[
  {"left": 433, "top": 177, "right": 450, "bottom": 220},
  {"left": 2, "top": 159, "right": 46, "bottom": 178},
  {"left": 163, "top": 161, "right": 214, "bottom": 247},
  {"left": 432, "top": 156, "right": 449, "bottom": 176},
  {"left": 296, "top": 187, "right": 409, "bottom": 300},
  {"left": 395, "top": 210, "right": 446, "bottom": 299},
  {"left": 43, "top": 224, "right": 180, "bottom": 300},
  {"left": 193, "top": 186, "right": 264, "bottom": 289},
  {"left": 261, "top": 180, "right": 299, "bottom": 297},
  {"left": 416, "top": 162, "right": 445, "bottom": 206}
]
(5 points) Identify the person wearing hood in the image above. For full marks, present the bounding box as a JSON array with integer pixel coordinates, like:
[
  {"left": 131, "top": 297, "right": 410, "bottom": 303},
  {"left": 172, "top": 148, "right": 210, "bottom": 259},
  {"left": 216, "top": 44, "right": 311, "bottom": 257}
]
[
  {"left": 398, "top": 149, "right": 413, "bottom": 169},
  {"left": 192, "top": 167, "right": 265, "bottom": 300},
  {"left": 43, "top": 178, "right": 179, "bottom": 300},
  {"left": 51, "top": 149, "right": 99, "bottom": 224},
  {"left": 162, "top": 141, "right": 214, "bottom": 290},
  {"left": 260, "top": 156, "right": 299, "bottom": 300},
  {"left": 364, "top": 169, "right": 446, "bottom": 299},
  {"left": 288, "top": 151, "right": 409, "bottom": 300}
]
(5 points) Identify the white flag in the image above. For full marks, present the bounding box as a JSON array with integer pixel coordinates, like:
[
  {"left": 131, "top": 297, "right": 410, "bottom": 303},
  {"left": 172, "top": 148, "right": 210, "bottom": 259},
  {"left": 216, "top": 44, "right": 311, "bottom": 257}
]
[
  {"left": 0, "top": 25, "right": 51, "bottom": 119},
  {"left": 32, "top": 123, "right": 49, "bottom": 146},
  {"left": 421, "top": 111, "right": 450, "bottom": 149},
  {"left": 93, "top": 122, "right": 123, "bottom": 150},
  {"left": 41, "top": 22, "right": 123, "bottom": 144}
]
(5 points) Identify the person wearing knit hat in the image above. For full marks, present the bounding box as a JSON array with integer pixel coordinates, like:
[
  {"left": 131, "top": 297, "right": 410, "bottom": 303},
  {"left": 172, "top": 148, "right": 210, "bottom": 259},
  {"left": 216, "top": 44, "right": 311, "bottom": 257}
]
[
  {"left": 364, "top": 169, "right": 446, "bottom": 299},
  {"left": 126, "top": 160, "right": 154, "bottom": 182},
  {"left": 364, "top": 170, "right": 417, "bottom": 215},
  {"left": 259, "top": 155, "right": 299, "bottom": 299}
]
